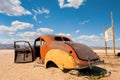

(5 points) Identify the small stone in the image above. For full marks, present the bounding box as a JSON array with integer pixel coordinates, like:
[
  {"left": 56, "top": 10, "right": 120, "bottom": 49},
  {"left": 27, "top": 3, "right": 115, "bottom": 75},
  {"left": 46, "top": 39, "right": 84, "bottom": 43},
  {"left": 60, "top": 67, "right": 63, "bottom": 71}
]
[{"left": 69, "top": 70, "right": 79, "bottom": 76}]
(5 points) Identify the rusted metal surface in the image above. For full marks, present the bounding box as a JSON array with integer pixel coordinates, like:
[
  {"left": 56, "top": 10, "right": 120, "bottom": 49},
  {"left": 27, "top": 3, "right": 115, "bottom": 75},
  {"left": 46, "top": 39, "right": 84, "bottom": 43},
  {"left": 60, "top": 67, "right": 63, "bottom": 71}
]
[
  {"left": 14, "top": 41, "right": 35, "bottom": 63},
  {"left": 14, "top": 35, "right": 104, "bottom": 69},
  {"left": 65, "top": 42, "right": 99, "bottom": 61},
  {"left": 38, "top": 35, "right": 73, "bottom": 62}
]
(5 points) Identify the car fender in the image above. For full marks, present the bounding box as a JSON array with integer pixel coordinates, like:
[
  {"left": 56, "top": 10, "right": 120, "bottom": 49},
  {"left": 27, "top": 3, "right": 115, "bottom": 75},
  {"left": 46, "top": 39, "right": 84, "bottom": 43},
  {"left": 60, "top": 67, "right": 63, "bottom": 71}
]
[{"left": 44, "top": 49, "right": 77, "bottom": 70}]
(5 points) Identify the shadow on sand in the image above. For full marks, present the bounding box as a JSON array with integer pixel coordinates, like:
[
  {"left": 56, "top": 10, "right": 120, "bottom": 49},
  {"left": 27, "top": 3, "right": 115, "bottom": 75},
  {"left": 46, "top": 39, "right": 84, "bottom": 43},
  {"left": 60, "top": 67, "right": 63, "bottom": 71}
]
[
  {"left": 45, "top": 62, "right": 110, "bottom": 79},
  {"left": 63, "top": 66, "right": 110, "bottom": 80}
]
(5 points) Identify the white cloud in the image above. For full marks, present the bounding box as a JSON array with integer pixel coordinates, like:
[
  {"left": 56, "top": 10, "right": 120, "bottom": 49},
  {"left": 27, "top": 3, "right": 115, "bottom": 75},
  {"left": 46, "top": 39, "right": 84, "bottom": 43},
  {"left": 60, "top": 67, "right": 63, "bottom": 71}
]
[
  {"left": 11, "top": 20, "right": 33, "bottom": 30},
  {"left": 57, "top": 33, "right": 71, "bottom": 37},
  {"left": 37, "top": 28, "right": 54, "bottom": 33},
  {"left": 0, "top": 0, "right": 31, "bottom": 16},
  {"left": 74, "top": 34, "right": 105, "bottom": 47},
  {"left": 58, "top": 0, "right": 84, "bottom": 9},
  {"left": 16, "top": 31, "right": 41, "bottom": 44},
  {"left": 118, "top": 38, "right": 120, "bottom": 41},
  {"left": 79, "top": 35, "right": 101, "bottom": 41},
  {"left": 32, "top": 8, "right": 50, "bottom": 22},
  {"left": 0, "top": 38, "right": 16, "bottom": 44},
  {"left": 75, "top": 30, "right": 80, "bottom": 33},
  {"left": 32, "top": 8, "right": 50, "bottom": 15},
  {"left": 33, "top": 15, "right": 42, "bottom": 23},
  {"left": 45, "top": 15, "right": 50, "bottom": 19},
  {"left": 39, "top": 8, "right": 50, "bottom": 14},
  {"left": 0, "top": 25, "right": 16, "bottom": 35},
  {"left": 0, "top": 20, "right": 34, "bottom": 35},
  {"left": 79, "top": 19, "right": 90, "bottom": 24},
  {"left": 16, "top": 27, "right": 54, "bottom": 44},
  {"left": 33, "top": 15, "right": 37, "bottom": 21},
  {"left": 100, "top": 33, "right": 103, "bottom": 36},
  {"left": 17, "top": 31, "right": 40, "bottom": 38},
  {"left": 38, "top": 21, "right": 42, "bottom": 24}
]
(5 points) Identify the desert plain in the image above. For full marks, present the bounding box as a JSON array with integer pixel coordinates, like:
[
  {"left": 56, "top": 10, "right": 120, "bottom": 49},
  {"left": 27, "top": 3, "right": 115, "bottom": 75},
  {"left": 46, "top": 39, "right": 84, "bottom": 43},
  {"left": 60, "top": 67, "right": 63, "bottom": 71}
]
[{"left": 0, "top": 49, "right": 120, "bottom": 80}]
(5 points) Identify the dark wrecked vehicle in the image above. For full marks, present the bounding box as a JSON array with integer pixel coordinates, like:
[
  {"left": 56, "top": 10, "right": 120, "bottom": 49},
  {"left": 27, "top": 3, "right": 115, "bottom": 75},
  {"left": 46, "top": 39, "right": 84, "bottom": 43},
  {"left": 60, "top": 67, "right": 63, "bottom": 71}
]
[{"left": 14, "top": 35, "right": 104, "bottom": 70}]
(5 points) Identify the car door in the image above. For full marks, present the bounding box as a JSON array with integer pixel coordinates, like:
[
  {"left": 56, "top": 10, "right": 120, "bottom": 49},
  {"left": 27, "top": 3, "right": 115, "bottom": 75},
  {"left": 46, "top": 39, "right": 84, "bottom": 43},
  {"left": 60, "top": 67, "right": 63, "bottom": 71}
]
[
  {"left": 40, "top": 38, "right": 49, "bottom": 62},
  {"left": 14, "top": 41, "right": 34, "bottom": 63}
]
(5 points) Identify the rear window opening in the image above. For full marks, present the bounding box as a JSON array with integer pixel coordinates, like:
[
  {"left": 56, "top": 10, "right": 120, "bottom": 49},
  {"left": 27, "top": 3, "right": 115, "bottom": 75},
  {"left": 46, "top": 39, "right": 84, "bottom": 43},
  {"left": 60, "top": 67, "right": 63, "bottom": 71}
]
[
  {"left": 54, "top": 36, "right": 71, "bottom": 42},
  {"left": 63, "top": 37, "right": 70, "bottom": 41},
  {"left": 55, "top": 37, "right": 63, "bottom": 41}
]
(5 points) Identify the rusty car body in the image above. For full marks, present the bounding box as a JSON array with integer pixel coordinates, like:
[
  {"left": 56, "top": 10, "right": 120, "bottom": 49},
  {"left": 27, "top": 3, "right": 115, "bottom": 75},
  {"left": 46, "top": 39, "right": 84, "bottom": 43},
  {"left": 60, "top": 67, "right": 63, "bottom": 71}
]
[{"left": 14, "top": 35, "right": 104, "bottom": 70}]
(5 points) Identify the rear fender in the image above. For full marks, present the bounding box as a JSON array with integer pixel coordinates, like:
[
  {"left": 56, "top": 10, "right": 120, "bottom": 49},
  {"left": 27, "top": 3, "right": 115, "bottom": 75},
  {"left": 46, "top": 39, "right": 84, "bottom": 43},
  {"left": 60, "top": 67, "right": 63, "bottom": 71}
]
[{"left": 44, "top": 49, "right": 77, "bottom": 70}]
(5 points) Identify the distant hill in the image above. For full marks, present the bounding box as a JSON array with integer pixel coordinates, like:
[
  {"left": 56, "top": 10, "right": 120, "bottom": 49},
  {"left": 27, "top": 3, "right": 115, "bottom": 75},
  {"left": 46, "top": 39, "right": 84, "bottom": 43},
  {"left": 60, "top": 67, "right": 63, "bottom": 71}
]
[{"left": 0, "top": 44, "right": 14, "bottom": 49}]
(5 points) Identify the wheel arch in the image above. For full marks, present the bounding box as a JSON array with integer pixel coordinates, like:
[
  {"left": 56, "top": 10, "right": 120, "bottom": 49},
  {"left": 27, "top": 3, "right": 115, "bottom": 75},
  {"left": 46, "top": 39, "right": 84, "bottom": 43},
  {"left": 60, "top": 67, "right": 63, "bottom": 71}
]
[{"left": 44, "top": 49, "right": 77, "bottom": 70}]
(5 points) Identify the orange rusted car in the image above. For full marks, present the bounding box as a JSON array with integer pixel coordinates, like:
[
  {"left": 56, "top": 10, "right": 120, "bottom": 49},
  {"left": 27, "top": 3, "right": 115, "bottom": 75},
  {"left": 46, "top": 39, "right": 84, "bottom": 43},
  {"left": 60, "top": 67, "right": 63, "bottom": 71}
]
[{"left": 14, "top": 35, "right": 104, "bottom": 70}]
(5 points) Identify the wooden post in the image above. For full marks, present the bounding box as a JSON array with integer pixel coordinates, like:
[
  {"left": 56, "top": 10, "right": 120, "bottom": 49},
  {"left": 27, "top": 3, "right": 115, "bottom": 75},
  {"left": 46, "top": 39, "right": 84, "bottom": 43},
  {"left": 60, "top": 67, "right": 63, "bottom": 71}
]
[
  {"left": 104, "top": 24, "right": 107, "bottom": 55},
  {"left": 111, "top": 12, "right": 116, "bottom": 56}
]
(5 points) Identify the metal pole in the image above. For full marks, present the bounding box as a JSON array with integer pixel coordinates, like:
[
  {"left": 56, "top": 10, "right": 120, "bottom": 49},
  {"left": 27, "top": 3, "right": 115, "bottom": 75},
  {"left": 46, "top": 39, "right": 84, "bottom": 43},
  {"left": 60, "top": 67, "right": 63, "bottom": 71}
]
[
  {"left": 104, "top": 24, "right": 107, "bottom": 55},
  {"left": 111, "top": 12, "right": 116, "bottom": 56}
]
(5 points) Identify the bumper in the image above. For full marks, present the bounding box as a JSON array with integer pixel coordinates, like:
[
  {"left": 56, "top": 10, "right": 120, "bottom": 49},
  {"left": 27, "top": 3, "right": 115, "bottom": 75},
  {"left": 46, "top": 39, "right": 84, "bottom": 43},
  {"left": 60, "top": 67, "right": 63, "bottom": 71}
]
[{"left": 76, "top": 60, "right": 104, "bottom": 69}]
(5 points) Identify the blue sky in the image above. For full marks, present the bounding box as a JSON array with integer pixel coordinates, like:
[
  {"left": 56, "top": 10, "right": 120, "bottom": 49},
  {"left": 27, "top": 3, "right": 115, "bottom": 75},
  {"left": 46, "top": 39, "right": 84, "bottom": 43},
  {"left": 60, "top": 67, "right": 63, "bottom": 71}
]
[{"left": 0, "top": 0, "right": 120, "bottom": 47}]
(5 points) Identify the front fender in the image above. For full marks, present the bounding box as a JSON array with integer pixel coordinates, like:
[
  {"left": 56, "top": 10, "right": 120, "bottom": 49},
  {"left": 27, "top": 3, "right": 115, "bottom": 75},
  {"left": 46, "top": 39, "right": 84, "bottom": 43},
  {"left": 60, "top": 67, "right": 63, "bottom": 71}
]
[{"left": 44, "top": 49, "right": 77, "bottom": 70}]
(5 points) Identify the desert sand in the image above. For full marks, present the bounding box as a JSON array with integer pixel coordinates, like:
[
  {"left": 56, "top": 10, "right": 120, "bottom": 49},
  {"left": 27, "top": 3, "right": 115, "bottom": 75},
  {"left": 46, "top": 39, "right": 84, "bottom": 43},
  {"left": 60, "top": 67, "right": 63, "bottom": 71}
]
[{"left": 0, "top": 49, "right": 120, "bottom": 80}]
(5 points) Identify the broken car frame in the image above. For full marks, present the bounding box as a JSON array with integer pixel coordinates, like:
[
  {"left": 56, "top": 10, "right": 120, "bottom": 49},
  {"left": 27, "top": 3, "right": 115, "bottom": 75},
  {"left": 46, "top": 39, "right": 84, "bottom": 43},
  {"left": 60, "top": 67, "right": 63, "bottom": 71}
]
[{"left": 14, "top": 35, "right": 104, "bottom": 70}]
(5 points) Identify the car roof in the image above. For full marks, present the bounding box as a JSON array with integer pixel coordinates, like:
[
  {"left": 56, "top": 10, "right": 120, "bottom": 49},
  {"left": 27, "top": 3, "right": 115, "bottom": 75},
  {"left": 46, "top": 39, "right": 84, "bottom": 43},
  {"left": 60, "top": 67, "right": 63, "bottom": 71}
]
[{"left": 35, "top": 34, "right": 73, "bottom": 42}]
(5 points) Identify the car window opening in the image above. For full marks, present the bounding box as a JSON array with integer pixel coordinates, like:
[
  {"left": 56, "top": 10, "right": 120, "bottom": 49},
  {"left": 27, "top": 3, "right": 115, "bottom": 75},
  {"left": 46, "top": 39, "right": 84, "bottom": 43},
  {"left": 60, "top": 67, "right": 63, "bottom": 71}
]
[
  {"left": 63, "top": 37, "right": 70, "bottom": 41},
  {"left": 55, "top": 37, "right": 63, "bottom": 41}
]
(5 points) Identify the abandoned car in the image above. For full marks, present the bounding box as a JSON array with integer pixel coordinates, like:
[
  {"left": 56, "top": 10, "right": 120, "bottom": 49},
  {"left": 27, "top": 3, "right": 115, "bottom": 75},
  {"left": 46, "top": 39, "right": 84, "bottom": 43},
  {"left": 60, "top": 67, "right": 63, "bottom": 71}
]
[{"left": 14, "top": 35, "right": 104, "bottom": 70}]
